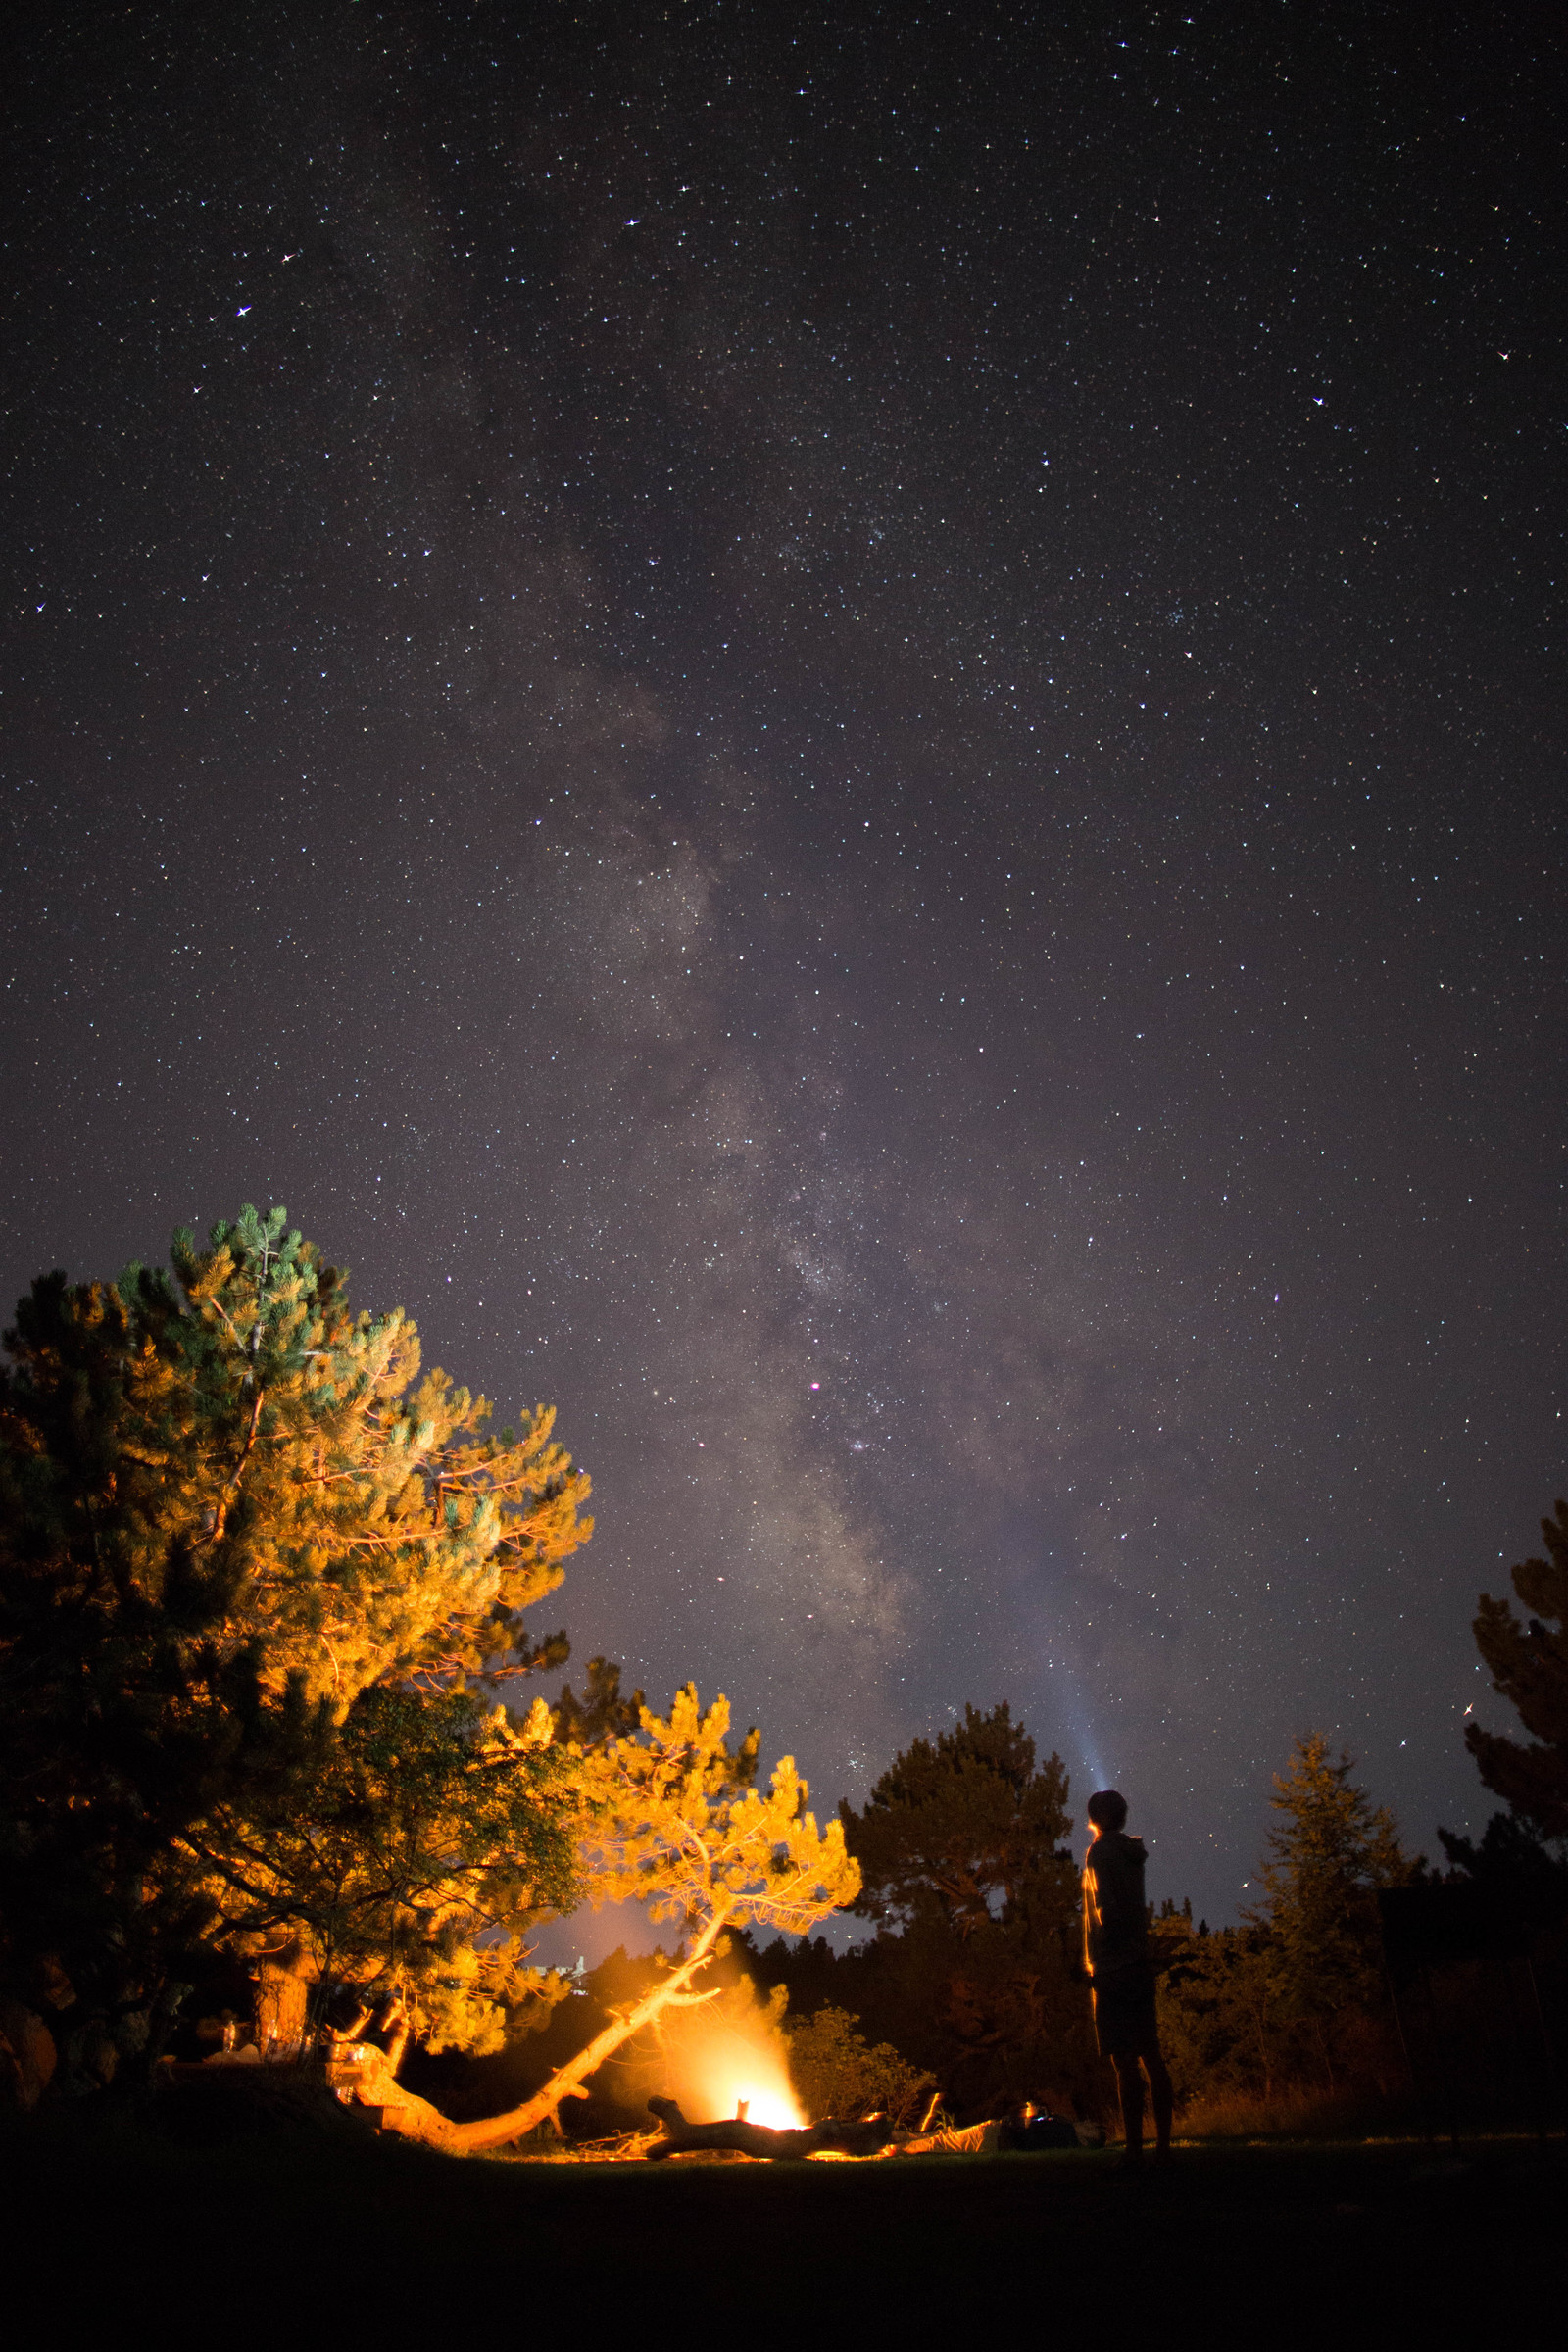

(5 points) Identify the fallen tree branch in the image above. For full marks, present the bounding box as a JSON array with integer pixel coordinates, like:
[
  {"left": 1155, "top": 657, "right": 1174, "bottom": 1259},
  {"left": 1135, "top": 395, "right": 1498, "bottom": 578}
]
[{"left": 326, "top": 1906, "right": 739, "bottom": 2153}]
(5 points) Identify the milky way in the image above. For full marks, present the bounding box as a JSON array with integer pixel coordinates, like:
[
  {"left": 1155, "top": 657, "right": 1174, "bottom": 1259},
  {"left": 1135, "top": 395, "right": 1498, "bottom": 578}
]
[{"left": 4, "top": 3, "right": 1564, "bottom": 1923}]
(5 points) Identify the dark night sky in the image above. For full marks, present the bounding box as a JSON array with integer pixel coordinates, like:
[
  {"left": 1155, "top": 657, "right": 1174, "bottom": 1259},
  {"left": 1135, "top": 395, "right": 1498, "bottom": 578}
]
[{"left": 4, "top": 2, "right": 1564, "bottom": 1930}]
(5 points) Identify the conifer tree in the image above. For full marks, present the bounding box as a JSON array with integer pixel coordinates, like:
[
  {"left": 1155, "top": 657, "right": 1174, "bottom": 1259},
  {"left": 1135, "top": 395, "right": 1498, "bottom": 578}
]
[
  {"left": 1249, "top": 1733, "right": 1412, "bottom": 2082},
  {"left": 0, "top": 1207, "right": 592, "bottom": 2086},
  {"left": 1467, "top": 1497, "right": 1568, "bottom": 1839},
  {"left": 1150, "top": 1744, "right": 1411, "bottom": 2111},
  {"left": 164, "top": 1204, "right": 590, "bottom": 1708},
  {"left": 840, "top": 1700, "right": 1072, "bottom": 1937},
  {"left": 826, "top": 1703, "right": 1090, "bottom": 2117}
]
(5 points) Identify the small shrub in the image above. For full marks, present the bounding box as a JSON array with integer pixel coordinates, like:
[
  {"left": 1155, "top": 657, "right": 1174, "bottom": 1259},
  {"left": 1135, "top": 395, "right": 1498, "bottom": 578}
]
[{"left": 785, "top": 2006, "right": 935, "bottom": 2125}]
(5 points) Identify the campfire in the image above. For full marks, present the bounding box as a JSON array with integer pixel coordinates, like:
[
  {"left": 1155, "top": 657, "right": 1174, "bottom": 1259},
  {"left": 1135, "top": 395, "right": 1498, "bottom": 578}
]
[
  {"left": 646, "top": 2094, "right": 893, "bottom": 2160},
  {"left": 642, "top": 2093, "right": 1099, "bottom": 2163},
  {"left": 671, "top": 2025, "right": 805, "bottom": 2132}
]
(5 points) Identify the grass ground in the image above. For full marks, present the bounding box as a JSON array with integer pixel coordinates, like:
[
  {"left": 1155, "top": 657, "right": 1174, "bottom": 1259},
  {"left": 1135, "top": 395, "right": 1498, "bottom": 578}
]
[{"left": 4, "top": 2110, "right": 1560, "bottom": 2340}]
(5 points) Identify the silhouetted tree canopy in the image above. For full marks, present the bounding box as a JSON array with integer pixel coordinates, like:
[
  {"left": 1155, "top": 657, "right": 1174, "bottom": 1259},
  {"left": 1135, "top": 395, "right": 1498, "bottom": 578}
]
[
  {"left": 743, "top": 1704, "right": 1098, "bottom": 2120},
  {"left": 785, "top": 2003, "right": 935, "bottom": 2125},
  {"left": 1252, "top": 1732, "right": 1414, "bottom": 2024},
  {"left": 1152, "top": 1735, "right": 1414, "bottom": 2108},
  {"left": 1468, "top": 1497, "right": 1568, "bottom": 1839},
  {"left": 552, "top": 1654, "right": 647, "bottom": 1748},
  {"left": 839, "top": 1700, "right": 1072, "bottom": 1938}
]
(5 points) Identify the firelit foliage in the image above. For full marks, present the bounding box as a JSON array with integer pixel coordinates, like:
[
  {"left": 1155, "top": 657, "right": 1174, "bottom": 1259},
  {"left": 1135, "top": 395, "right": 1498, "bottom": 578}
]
[
  {"left": 574, "top": 1685, "right": 854, "bottom": 1937},
  {"left": 785, "top": 2002, "right": 936, "bottom": 2126},
  {"left": 0, "top": 1207, "right": 594, "bottom": 2091},
  {"left": 1468, "top": 1497, "right": 1568, "bottom": 1838},
  {"left": 183, "top": 1687, "right": 581, "bottom": 2058},
  {"left": 398, "top": 1689, "right": 862, "bottom": 2148},
  {"left": 165, "top": 1203, "right": 592, "bottom": 1709}
]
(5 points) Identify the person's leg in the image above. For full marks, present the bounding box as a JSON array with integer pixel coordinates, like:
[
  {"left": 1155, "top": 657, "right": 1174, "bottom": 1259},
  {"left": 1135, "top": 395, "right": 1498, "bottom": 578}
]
[
  {"left": 1111, "top": 2053, "right": 1145, "bottom": 2159},
  {"left": 1145, "top": 2051, "right": 1174, "bottom": 2160}
]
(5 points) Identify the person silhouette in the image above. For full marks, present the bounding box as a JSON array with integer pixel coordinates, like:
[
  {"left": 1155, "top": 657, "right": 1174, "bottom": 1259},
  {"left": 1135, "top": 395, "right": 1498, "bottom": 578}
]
[{"left": 1082, "top": 1788, "right": 1174, "bottom": 2167}]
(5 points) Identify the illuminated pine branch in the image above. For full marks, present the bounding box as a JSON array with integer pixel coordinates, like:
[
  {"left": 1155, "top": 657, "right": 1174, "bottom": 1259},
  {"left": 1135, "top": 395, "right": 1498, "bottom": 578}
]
[{"left": 349, "top": 1687, "right": 860, "bottom": 2151}]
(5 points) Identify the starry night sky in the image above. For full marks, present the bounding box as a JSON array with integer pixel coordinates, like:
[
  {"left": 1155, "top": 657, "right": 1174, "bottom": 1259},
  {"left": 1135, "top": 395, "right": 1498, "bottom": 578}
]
[{"left": 5, "top": 2, "right": 1564, "bottom": 1928}]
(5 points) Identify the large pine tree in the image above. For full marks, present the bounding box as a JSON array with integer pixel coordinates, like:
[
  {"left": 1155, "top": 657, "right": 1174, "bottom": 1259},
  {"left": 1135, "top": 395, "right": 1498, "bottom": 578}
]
[
  {"left": 1245, "top": 1733, "right": 1412, "bottom": 2090},
  {"left": 0, "top": 1206, "right": 592, "bottom": 2089}
]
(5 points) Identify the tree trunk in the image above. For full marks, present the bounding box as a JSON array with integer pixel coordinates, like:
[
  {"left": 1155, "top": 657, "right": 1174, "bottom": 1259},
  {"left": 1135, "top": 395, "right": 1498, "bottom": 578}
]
[
  {"left": 0, "top": 1999, "right": 57, "bottom": 2110},
  {"left": 253, "top": 1952, "right": 311, "bottom": 2059},
  {"left": 331, "top": 1905, "right": 740, "bottom": 2153}
]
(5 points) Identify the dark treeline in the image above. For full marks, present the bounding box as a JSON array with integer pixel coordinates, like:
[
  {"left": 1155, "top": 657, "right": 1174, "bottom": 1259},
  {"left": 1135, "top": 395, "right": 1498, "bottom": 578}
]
[{"left": 750, "top": 1713, "right": 1568, "bottom": 2132}]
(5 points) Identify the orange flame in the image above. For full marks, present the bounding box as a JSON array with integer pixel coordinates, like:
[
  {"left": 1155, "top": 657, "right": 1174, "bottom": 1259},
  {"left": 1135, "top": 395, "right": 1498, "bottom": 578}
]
[{"left": 674, "top": 2025, "right": 805, "bottom": 2131}]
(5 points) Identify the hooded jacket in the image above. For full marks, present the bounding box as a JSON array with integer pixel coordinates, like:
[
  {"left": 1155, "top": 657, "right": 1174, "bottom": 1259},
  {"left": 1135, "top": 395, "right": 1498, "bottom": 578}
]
[{"left": 1082, "top": 1830, "right": 1152, "bottom": 1989}]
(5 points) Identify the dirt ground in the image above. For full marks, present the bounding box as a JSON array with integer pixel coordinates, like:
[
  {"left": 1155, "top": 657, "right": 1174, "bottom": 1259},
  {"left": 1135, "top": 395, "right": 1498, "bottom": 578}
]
[{"left": 4, "top": 2112, "right": 1560, "bottom": 2337}]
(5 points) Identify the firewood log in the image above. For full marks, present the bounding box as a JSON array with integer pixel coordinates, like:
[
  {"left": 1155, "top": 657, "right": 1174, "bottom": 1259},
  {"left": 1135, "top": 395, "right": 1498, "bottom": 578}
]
[{"left": 645, "top": 2095, "right": 891, "bottom": 2161}]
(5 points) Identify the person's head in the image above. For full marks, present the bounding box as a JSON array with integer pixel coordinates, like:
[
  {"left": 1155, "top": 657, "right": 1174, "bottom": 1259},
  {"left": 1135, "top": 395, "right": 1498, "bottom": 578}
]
[{"left": 1086, "top": 1788, "right": 1128, "bottom": 1837}]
